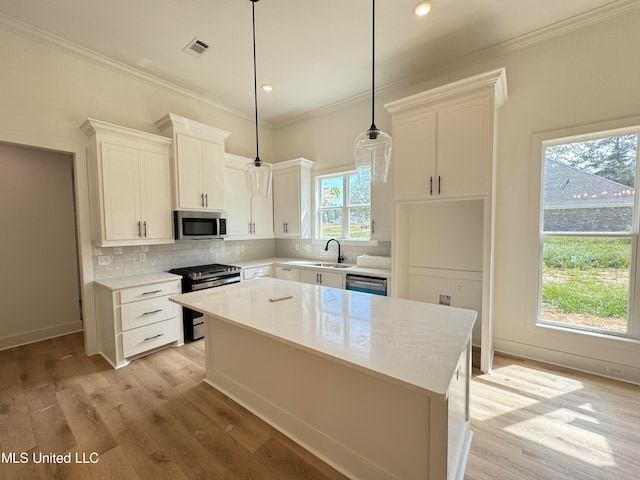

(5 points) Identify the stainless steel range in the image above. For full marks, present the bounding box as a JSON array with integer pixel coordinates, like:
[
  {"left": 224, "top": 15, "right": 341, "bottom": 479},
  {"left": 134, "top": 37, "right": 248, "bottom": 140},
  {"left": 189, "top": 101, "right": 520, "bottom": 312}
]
[{"left": 169, "top": 263, "right": 241, "bottom": 340}]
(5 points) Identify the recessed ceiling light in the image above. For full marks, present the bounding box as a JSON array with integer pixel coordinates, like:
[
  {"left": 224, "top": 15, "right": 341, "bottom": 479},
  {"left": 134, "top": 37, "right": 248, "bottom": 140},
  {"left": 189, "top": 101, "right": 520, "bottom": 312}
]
[
  {"left": 261, "top": 84, "right": 273, "bottom": 92},
  {"left": 414, "top": 1, "right": 432, "bottom": 17}
]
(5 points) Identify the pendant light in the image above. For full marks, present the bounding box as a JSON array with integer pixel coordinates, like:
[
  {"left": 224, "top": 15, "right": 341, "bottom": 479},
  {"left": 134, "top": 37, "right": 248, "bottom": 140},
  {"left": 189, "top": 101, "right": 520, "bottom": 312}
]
[
  {"left": 244, "top": 0, "right": 273, "bottom": 198},
  {"left": 354, "top": 0, "right": 392, "bottom": 185}
]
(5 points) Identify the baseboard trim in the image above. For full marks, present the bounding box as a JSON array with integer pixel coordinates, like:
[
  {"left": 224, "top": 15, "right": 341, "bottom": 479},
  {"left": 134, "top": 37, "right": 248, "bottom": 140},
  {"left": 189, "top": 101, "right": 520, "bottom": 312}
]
[
  {"left": 493, "top": 338, "right": 640, "bottom": 385},
  {"left": 0, "top": 322, "right": 83, "bottom": 352}
]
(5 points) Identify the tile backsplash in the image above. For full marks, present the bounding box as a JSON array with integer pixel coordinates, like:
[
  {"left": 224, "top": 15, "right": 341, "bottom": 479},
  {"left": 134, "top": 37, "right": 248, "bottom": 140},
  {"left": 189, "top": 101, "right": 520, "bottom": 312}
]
[
  {"left": 93, "top": 238, "right": 391, "bottom": 280},
  {"left": 93, "top": 239, "right": 276, "bottom": 279}
]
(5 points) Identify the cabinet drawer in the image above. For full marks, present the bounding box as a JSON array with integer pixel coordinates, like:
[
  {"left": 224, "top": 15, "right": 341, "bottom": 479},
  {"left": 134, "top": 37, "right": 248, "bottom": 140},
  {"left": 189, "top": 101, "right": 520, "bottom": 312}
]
[
  {"left": 119, "top": 281, "right": 179, "bottom": 304},
  {"left": 122, "top": 319, "right": 177, "bottom": 358},
  {"left": 243, "top": 265, "right": 274, "bottom": 280},
  {"left": 120, "top": 296, "right": 178, "bottom": 331}
]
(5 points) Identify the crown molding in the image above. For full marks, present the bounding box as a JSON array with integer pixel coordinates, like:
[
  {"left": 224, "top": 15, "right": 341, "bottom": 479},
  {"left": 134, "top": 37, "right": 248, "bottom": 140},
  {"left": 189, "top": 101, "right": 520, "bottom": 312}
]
[
  {"left": 2, "top": 0, "right": 638, "bottom": 130},
  {"left": 273, "top": 0, "right": 640, "bottom": 128},
  {"left": 0, "top": 13, "right": 273, "bottom": 128}
]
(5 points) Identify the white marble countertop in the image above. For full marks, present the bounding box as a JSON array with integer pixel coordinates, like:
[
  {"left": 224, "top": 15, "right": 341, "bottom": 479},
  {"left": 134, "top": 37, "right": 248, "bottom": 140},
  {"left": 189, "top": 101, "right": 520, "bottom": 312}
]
[
  {"left": 94, "top": 271, "right": 181, "bottom": 290},
  {"left": 170, "top": 277, "right": 475, "bottom": 398},
  {"left": 235, "top": 257, "right": 392, "bottom": 279}
]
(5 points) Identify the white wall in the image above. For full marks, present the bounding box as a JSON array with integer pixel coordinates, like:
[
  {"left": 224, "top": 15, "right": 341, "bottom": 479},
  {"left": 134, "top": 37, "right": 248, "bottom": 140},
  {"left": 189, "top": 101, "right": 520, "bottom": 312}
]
[
  {"left": 0, "top": 24, "right": 273, "bottom": 355},
  {"left": 274, "top": 9, "right": 640, "bottom": 379},
  {"left": 0, "top": 144, "right": 83, "bottom": 349},
  {"left": 2, "top": 7, "right": 640, "bottom": 379}
]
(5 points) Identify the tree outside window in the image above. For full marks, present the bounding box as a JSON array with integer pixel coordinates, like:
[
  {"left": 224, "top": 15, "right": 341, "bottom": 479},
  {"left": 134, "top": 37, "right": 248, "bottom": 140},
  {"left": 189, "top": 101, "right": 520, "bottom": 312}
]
[
  {"left": 318, "top": 169, "right": 371, "bottom": 239},
  {"left": 539, "top": 132, "right": 638, "bottom": 336}
]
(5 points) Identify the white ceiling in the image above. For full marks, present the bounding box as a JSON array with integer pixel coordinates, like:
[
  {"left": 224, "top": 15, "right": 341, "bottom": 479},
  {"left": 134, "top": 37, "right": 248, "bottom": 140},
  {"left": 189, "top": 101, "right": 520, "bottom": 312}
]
[{"left": 0, "top": 0, "right": 631, "bottom": 125}]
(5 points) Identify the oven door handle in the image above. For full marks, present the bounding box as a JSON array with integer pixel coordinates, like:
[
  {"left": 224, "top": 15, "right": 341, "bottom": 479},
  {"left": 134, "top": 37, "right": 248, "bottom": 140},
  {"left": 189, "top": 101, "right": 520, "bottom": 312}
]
[{"left": 191, "top": 276, "right": 240, "bottom": 291}]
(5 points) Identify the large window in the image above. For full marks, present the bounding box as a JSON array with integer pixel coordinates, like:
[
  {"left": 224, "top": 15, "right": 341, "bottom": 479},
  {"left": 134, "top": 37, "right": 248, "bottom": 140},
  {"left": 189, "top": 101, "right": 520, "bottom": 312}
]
[
  {"left": 317, "top": 169, "right": 371, "bottom": 240},
  {"left": 539, "top": 128, "right": 639, "bottom": 338}
]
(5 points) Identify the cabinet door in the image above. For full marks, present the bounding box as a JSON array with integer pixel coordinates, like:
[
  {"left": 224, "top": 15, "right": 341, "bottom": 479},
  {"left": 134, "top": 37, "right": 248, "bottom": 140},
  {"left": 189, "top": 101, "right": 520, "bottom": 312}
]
[
  {"left": 175, "top": 134, "right": 205, "bottom": 210},
  {"left": 437, "top": 97, "right": 490, "bottom": 198},
  {"left": 273, "top": 170, "right": 301, "bottom": 236},
  {"left": 300, "top": 269, "right": 343, "bottom": 288},
  {"left": 252, "top": 195, "right": 274, "bottom": 236},
  {"left": 101, "top": 143, "right": 141, "bottom": 241},
  {"left": 275, "top": 266, "right": 301, "bottom": 282},
  {"left": 371, "top": 179, "right": 392, "bottom": 240},
  {"left": 225, "top": 165, "right": 252, "bottom": 236},
  {"left": 139, "top": 150, "right": 173, "bottom": 240},
  {"left": 202, "top": 140, "right": 225, "bottom": 210},
  {"left": 392, "top": 110, "right": 436, "bottom": 201}
]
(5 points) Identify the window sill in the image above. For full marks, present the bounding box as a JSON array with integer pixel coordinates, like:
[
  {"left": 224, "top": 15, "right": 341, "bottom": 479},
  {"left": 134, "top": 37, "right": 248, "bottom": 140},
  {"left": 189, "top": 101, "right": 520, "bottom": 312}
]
[{"left": 313, "top": 238, "right": 379, "bottom": 247}]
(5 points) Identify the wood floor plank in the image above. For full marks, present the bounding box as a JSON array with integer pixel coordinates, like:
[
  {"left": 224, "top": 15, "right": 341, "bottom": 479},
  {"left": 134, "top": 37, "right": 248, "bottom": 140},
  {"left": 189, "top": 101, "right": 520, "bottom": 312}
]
[
  {"left": 55, "top": 384, "right": 118, "bottom": 455},
  {"left": 3, "top": 333, "right": 639, "bottom": 480}
]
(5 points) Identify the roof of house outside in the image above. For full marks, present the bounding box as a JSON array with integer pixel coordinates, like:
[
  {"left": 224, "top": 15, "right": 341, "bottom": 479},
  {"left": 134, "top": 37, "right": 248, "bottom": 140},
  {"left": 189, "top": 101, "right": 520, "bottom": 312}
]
[{"left": 544, "top": 159, "right": 634, "bottom": 208}]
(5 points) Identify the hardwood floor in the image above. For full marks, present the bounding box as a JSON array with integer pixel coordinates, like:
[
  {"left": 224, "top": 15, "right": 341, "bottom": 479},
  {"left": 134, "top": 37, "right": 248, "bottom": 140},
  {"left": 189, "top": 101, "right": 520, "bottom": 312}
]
[
  {"left": 465, "top": 354, "right": 640, "bottom": 480},
  {"left": 1, "top": 333, "right": 638, "bottom": 479}
]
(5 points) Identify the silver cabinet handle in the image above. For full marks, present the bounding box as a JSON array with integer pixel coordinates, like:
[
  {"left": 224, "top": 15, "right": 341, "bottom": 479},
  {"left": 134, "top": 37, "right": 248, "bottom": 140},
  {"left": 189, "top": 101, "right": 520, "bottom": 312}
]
[
  {"left": 371, "top": 220, "right": 375, "bottom": 234},
  {"left": 205, "top": 193, "right": 208, "bottom": 207},
  {"left": 141, "top": 290, "right": 162, "bottom": 296},
  {"left": 143, "top": 221, "right": 147, "bottom": 237},
  {"left": 429, "top": 176, "right": 433, "bottom": 195},
  {"left": 281, "top": 267, "right": 291, "bottom": 271},
  {"left": 201, "top": 193, "right": 205, "bottom": 207},
  {"left": 438, "top": 176, "right": 441, "bottom": 195},
  {"left": 143, "top": 333, "right": 164, "bottom": 342},
  {"left": 142, "top": 309, "right": 162, "bottom": 316},
  {"left": 137, "top": 221, "right": 142, "bottom": 237}
]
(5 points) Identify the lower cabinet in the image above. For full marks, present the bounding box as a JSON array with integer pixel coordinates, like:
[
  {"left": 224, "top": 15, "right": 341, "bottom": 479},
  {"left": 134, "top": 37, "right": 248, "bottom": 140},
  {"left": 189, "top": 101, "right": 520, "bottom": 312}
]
[
  {"left": 275, "top": 265, "right": 301, "bottom": 282},
  {"left": 300, "top": 269, "right": 344, "bottom": 289},
  {"left": 95, "top": 273, "right": 183, "bottom": 368},
  {"left": 242, "top": 264, "right": 274, "bottom": 281}
]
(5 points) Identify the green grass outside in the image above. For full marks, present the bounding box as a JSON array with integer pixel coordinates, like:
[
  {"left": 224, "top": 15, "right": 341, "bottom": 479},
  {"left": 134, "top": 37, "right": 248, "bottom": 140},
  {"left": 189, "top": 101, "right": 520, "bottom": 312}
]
[{"left": 542, "top": 237, "right": 630, "bottom": 319}]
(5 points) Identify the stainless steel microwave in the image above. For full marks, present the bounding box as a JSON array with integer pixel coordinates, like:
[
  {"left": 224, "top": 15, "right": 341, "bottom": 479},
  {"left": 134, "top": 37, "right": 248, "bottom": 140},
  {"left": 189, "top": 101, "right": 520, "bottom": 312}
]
[{"left": 174, "top": 211, "right": 227, "bottom": 240}]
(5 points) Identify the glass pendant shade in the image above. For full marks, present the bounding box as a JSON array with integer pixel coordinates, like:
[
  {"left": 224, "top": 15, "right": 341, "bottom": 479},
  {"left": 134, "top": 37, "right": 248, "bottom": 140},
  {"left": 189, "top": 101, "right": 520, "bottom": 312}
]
[
  {"left": 354, "top": 0, "right": 392, "bottom": 185},
  {"left": 244, "top": 158, "right": 273, "bottom": 198},
  {"left": 354, "top": 126, "right": 392, "bottom": 184}
]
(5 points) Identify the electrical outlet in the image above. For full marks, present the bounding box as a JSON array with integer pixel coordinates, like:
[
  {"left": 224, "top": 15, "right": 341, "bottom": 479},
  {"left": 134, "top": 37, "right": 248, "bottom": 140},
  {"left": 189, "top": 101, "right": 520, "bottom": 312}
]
[
  {"left": 98, "top": 256, "right": 112, "bottom": 266},
  {"left": 606, "top": 364, "right": 626, "bottom": 378},
  {"left": 139, "top": 252, "right": 147, "bottom": 261},
  {"left": 455, "top": 282, "right": 463, "bottom": 293},
  {"left": 439, "top": 294, "right": 451, "bottom": 306}
]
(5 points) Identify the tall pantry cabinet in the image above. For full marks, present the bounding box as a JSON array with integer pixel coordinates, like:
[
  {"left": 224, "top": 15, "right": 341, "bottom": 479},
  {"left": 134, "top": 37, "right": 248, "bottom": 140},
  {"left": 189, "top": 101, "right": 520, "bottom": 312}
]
[{"left": 385, "top": 68, "right": 507, "bottom": 373}]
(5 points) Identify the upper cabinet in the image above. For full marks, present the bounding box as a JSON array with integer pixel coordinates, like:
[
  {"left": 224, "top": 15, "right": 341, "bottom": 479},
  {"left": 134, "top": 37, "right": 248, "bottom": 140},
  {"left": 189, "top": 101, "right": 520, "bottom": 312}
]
[
  {"left": 272, "top": 158, "right": 314, "bottom": 238},
  {"left": 81, "top": 119, "right": 174, "bottom": 247},
  {"left": 386, "top": 70, "right": 507, "bottom": 202},
  {"left": 155, "top": 113, "right": 231, "bottom": 211},
  {"left": 225, "top": 153, "right": 274, "bottom": 239}
]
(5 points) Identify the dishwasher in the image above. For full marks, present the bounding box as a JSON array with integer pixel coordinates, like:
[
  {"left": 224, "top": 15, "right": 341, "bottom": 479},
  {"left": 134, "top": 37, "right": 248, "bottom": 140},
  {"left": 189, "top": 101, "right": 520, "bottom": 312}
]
[{"left": 345, "top": 274, "right": 387, "bottom": 296}]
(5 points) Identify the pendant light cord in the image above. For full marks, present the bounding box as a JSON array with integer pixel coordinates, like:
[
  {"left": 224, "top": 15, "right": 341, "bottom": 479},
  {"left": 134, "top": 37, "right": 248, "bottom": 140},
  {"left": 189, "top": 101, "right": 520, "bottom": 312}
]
[
  {"left": 370, "top": 0, "right": 376, "bottom": 130},
  {"left": 252, "top": 0, "right": 261, "bottom": 165}
]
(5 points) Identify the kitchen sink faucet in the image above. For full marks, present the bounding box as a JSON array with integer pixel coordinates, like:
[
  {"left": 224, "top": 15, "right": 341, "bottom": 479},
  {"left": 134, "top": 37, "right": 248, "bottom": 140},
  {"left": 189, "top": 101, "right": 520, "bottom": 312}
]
[{"left": 324, "top": 238, "right": 345, "bottom": 264}]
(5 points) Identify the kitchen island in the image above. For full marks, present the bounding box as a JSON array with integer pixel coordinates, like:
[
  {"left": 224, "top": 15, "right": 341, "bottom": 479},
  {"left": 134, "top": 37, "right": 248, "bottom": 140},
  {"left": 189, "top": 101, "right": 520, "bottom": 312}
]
[{"left": 170, "top": 277, "right": 475, "bottom": 480}]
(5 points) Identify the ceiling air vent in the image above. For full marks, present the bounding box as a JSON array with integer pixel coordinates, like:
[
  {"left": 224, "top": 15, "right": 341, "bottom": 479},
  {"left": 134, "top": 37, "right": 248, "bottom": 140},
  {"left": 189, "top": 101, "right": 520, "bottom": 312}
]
[{"left": 183, "top": 37, "right": 210, "bottom": 57}]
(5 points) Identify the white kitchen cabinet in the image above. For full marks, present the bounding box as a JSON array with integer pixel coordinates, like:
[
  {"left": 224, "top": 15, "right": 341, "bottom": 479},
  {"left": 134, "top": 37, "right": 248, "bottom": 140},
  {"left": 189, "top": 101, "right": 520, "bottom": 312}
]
[
  {"left": 94, "top": 273, "right": 183, "bottom": 369},
  {"left": 386, "top": 68, "right": 507, "bottom": 373},
  {"left": 82, "top": 118, "right": 174, "bottom": 247},
  {"left": 242, "top": 264, "right": 274, "bottom": 281},
  {"left": 300, "top": 269, "right": 343, "bottom": 289},
  {"left": 225, "top": 153, "right": 274, "bottom": 239},
  {"left": 388, "top": 87, "right": 492, "bottom": 202},
  {"left": 155, "top": 113, "right": 231, "bottom": 211},
  {"left": 272, "top": 158, "right": 314, "bottom": 238},
  {"left": 275, "top": 265, "right": 301, "bottom": 282},
  {"left": 370, "top": 175, "right": 392, "bottom": 241}
]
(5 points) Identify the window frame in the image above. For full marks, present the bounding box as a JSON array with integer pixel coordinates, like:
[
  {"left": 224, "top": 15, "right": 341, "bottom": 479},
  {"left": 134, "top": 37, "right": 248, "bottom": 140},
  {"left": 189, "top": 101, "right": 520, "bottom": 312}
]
[
  {"left": 533, "top": 122, "right": 640, "bottom": 341},
  {"left": 315, "top": 168, "right": 372, "bottom": 242}
]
